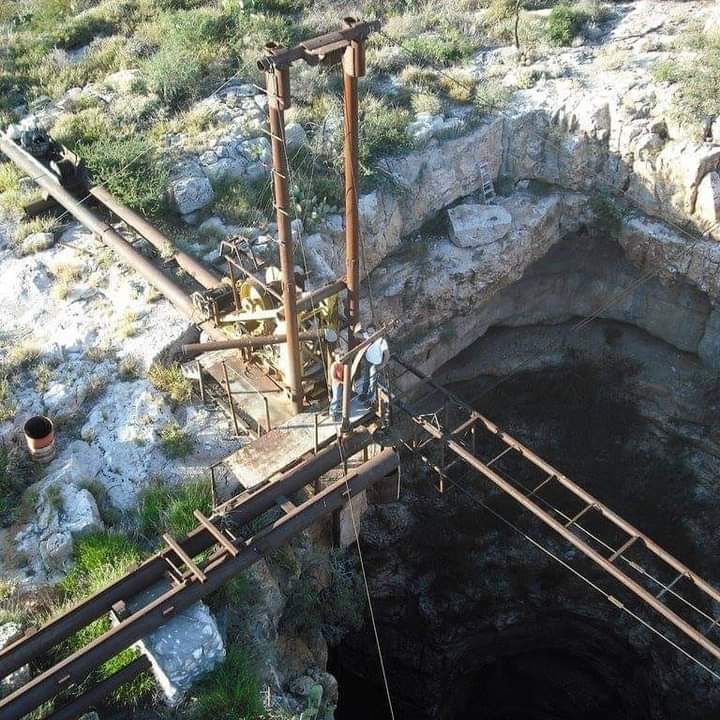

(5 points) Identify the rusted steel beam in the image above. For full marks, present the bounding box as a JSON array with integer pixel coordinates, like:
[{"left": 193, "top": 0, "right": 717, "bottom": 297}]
[
  {"left": 394, "top": 395, "right": 720, "bottom": 663},
  {"left": 44, "top": 655, "right": 151, "bottom": 720},
  {"left": 0, "top": 134, "right": 197, "bottom": 320},
  {"left": 162, "top": 533, "right": 207, "bottom": 583},
  {"left": 257, "top": 19, "right": 380, "bottom": 71},
  {"left": 0, "top": 448, "right": 398, "bottom": 720},
  {"left": 89, "top": 185, "right": 222, "bottom": 290},
  {"left": 181, "top": 331, "right": 321, "bottom": 355},
  {"left": 0, "top": 429, "right": 374, "bottom": 679}
]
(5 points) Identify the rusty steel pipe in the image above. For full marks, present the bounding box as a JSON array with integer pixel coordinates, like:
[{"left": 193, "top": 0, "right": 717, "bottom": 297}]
[
  {"left": 0, "top": 135, "right": 196, "bottom": 319},
  {"left": 0, "top": 428, "right": 375, "bottom": 679},
  {"left": 0, "top": 447, "right": 398, "bottom": 720},
  {"left": 89, "top": 185, "right": 222, "bottom": 290},
  {"left": 182, "top": 330, "right": 321, "bottom": 355},
  {"left": 45, "top": 655, "right": 151, "bottom": 720},
  {"left": 266, "top": 66, "right": 304, "bottom": 413},
  {"left": 342, "top": 32, "right": 362, "bottom": 351}
]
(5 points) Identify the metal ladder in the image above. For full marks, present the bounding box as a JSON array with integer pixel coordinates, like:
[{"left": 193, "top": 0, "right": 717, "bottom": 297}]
[{"left": 479, "top": 161, "right": 496, "bottom": 202}]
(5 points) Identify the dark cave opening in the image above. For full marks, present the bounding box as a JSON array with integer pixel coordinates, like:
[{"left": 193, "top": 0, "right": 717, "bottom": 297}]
[{"left": 330, "top": 331, "right": 720, "bottom": 720}]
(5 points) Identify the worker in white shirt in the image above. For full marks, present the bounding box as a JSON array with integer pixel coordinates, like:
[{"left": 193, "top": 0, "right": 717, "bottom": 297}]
[{"left": 355, "top": 323, "right": 388, "bottom": 405}]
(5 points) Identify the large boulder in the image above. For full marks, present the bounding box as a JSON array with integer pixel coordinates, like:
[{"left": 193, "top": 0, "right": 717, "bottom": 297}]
[
  {"left": 169, "top": 161, "right": 214, "bottom": 215},
  {"left": 448, "top": 204, "right": 513, "bottom": 248},
  {"left": 695, "top": 171, "right": 720, "bottom": 232}
]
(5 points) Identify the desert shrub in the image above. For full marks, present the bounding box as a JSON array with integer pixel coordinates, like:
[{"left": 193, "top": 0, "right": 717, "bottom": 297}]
[
  {"left": 0, "top": 378, "right": 16, "bottom": 424},
  {"left": 411, "top": 92, "right": 444, "bottom": 115},
  {"left": 473, "top": 79, "right": 512, "bottom": 115},
  {"left": 31, "top": 36, "right": 127, "bottom": 96},
  {"left": 77, "top": 136, "right": 169, "bottom": 215},
  {"left": 4, "top": 342, "right": 41, "bottom": 372},
  {"left": 190, "top": 644, "right": 264, "bottom": 720},
  {"left": 402, "top": 29, "right": 476, "bottom": 68},
  {"left": 0, "top": 163, "right": 23, "bottom": 194},
  {"left": 665, "top": 31, "right": 720, "bottom": 135},
  {"left": 50, "top": 263, "right": 82, "bottom": 300},
  {"left": 143, "top": 42, "right": 204, "bottom": 106},
  {"left": 211, "top": 177, "right": 269, "bottom": 226},
  {"left": 360, "top": 96, "right": 413, "bottom": 170},
  {"left": 159, "top": 423, "right": 194, "bottom": 459},
  {"left": 52, "top": 107, "right": 113, "bottom": 147},
  {"left": 147, "top": 362, "right": 192, "bottom": 403},
  {"left": 13, "top": 214, "right": 59, "bottom": 245},
  {"left": 118, "top": 354, "right": 142, "bottom": 379},
  {"left": 547, "top": 4, "right": 588, "bottom": 46},
  {"left": 0, "top": 445, "right": 23, "bottom": 519}
]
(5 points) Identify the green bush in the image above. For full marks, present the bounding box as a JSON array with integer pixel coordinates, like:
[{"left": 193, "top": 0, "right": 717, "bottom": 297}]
[
  {"left": 590, "top": 192, "right": 623, "bottom": 240},
  {"left": 403, "top": 30, "right": 476, "bottom": 68},
  {"left": 212, "top": 177, "right": 270, "bottom": 226},
  {"left": 60, "top": 530, "right": 143, "bottom": 599},
  {"left": 137, "top": 478, "right": 212, "bottom": 540},
  {"left": 652, "top": 60, "right": 681, "bottom": 84},
  {"left": 547, "top": 4, "right": 588, "bottom": 46},
  {"left": 143, "top": 43, "right": 204, "bottom": 106},
  {"left": 159, "top": 423, "right": 195, "bottom": 460},
  {"left": 190, "top": 644, "right": 264, "bottom": 720},
  {"left": 77, "top": 136, "right": 169, "bottom": 216},
  {"left": 360, "top": 96, "right": 413, "bottom": 170},
  {"left": 52, "top": 107, "right": 113, "bottom": 147},
  {"left": 319, "top": 550, "right": 366, "bottom": 644},
  {"left": 0, "top": 445, "right": 22, "bottom": 519}
]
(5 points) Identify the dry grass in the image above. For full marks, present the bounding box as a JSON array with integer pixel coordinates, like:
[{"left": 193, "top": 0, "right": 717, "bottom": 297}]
[
  {"left": 148, "top": 362, "right": 192, "bottom": 404},
  {"left": 117, "top": 310, "right": 139, "bottom": 338},
  {"left": 50, "top": 263, "right": 82, "bottom": 300}
]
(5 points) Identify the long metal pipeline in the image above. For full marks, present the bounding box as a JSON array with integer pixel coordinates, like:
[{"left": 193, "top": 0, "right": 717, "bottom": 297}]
[
  {"left": 0, "top": 134, "right": 197, "bottom": 319},
  {"left": 181, "top": 331, "right": 322, "bottom": 355},
  {"left": 89, "top": 185, "right": 222, "bottom": 290}
]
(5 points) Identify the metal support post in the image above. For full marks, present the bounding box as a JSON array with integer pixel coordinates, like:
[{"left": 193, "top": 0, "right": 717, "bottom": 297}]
[
  {"left": 342, "top": 18, "right": 364, "bottom": 352},
  {"left": 265, "top": 59, "right": 304, "bottom": 414}
]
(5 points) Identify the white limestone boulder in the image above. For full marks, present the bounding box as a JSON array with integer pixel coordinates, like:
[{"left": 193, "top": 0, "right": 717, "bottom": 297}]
[
  {"left": 169, "top": 161, "right": 214, "bottom": 215},
  {"left": 284, "top": 122, "right": 308, "bottom": 152},
  {"left": 695, "top": 171, "right": 720, "bottom": 231},
  {"left": 447, "top": 204, "right": 513, "bottom": 248}
]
